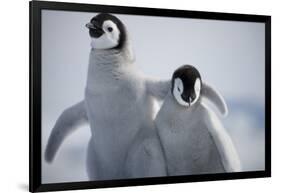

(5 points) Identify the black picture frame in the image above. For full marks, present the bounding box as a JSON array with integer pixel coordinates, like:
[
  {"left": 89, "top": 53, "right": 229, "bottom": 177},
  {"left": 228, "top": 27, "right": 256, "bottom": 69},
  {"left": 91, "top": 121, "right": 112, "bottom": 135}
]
[{"left": 29, "top": 0, "right": 271, "bottom": 192}]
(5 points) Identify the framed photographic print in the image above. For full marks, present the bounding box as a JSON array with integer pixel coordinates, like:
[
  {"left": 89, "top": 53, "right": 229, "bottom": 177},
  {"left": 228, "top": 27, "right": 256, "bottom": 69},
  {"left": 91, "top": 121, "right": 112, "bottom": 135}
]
[{"left": 29, "top": 0, "right": 271, "bottom": 192}]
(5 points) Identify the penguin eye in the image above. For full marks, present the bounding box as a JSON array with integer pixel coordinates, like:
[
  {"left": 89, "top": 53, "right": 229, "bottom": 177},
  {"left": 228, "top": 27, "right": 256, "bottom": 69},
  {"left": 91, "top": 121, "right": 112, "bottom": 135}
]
[
  {"left": 107, "top": 27, "right": 113, "bottom": 32},
  {"left": 177, "top": 87, "right": 181, "bottom": 92}
]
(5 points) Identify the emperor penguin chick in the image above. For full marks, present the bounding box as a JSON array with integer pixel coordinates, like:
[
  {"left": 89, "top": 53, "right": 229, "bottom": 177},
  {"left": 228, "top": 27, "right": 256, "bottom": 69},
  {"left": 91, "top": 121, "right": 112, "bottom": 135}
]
[
  {"left": 45, "top": 13, "right": 170, "bottom": 180},
  {"left": 155, "top": 65, "right": 241, "bottom": 176}
]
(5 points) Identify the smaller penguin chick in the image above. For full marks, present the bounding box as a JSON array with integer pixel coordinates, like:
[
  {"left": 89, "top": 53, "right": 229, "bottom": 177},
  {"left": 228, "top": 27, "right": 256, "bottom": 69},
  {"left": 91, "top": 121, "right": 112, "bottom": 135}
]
[{"left": 155, "top": 65, "right": 241, "bottom": 176}]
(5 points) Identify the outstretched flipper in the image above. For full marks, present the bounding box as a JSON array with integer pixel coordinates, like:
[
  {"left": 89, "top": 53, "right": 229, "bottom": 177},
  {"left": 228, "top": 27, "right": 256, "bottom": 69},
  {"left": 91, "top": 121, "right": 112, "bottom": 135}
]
[
  {"left": 201, "top": 82, "right": 228, "bottom": 117},
  {"left": 145, "top": 78, "right": 171, "bottom": 100},
  {"left": 203, "top": 105, "right": 241, "bottom": 172},
  {"left": 45, "top": 101, "right": 88, "bottom": 163}
]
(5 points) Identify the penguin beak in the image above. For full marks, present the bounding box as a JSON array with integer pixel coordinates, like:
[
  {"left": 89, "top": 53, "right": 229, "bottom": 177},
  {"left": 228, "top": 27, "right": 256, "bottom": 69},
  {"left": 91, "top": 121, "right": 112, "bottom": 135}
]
[
  {"left": 86, "top": 22, "right": 94, "bottom": 29},
  {"left": 188, "top": 97, "right": 191, "bottom": 107},
  {"left": 86, "top": 21, "right": 104, "bottom": 38},
  {"left": 86, "top": 22, "right": 102, "bottom": 30},
  {"left": 86, "top": 20, "right": 102, "bottom": 30}
]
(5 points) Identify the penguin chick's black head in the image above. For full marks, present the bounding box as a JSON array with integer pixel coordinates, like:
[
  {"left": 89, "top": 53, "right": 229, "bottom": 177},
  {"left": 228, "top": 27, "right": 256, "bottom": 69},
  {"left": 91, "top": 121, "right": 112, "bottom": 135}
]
[
  {"left": 86, "top": 13, "right": 126, "bottom": 50},
  {"left": 172, "top": 65, "right": 202, "bottom": 107}
]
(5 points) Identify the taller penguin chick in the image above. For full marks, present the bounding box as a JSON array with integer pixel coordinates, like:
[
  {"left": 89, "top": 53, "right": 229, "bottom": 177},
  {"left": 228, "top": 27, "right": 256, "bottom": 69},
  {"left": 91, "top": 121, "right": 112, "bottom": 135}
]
[
  {"left": 45, "top": 13, "right": 170, "bottom": 180},
  {"left": 155, "top": 65, "right": 241, "bottom": 176}
]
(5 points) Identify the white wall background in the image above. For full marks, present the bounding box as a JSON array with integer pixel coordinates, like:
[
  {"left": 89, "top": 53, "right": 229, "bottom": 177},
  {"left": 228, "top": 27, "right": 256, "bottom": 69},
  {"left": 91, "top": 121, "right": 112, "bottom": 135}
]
[{"left": 0, "top": 0, "right": 279, "bottom": 192}]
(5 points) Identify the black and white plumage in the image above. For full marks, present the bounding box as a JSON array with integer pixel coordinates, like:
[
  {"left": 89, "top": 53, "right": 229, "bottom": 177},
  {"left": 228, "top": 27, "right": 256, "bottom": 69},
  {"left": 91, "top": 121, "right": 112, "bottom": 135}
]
[
  {"left": 172, "top": 65, "right": 202, "bottom": 107},
  {"left": 44, "top": 13, "right": 169, "bottom": 180},
  {"left": 155, "top": 65, "right": 241, "bottom": 176},
  {"left": 86, "top": 13, "right": 127, "bottom": 50}
]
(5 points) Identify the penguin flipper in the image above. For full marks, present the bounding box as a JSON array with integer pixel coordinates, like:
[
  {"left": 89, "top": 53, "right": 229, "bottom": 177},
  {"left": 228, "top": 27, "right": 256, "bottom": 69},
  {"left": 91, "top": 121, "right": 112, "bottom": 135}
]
[
  {"left": 203, "top": 106, "right": 241, "bottom": 172},
  {"left": 201, "top": 82, "right": 228, "bottom": 117},
  {"left": 145, "top": 78, "right": 171, "bottom": 100},
  {"left": 45, "top": 100, "right": 88, "bottom": 163}
]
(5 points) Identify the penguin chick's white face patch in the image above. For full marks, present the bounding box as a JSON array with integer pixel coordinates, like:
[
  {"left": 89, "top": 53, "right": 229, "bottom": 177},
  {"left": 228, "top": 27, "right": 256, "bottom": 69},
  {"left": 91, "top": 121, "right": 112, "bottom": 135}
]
[
  {"left": 173, "top": 78, "right": 201, "bottom": 107},
  {"left": 173, "top": 78, "right": 187, "bottom": 106},
  {"left": 91, "top": 20, "right": 120, "bottom": 49},
  {"left": 192, "top": 78, "right": 201, "bottom": 105}
]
